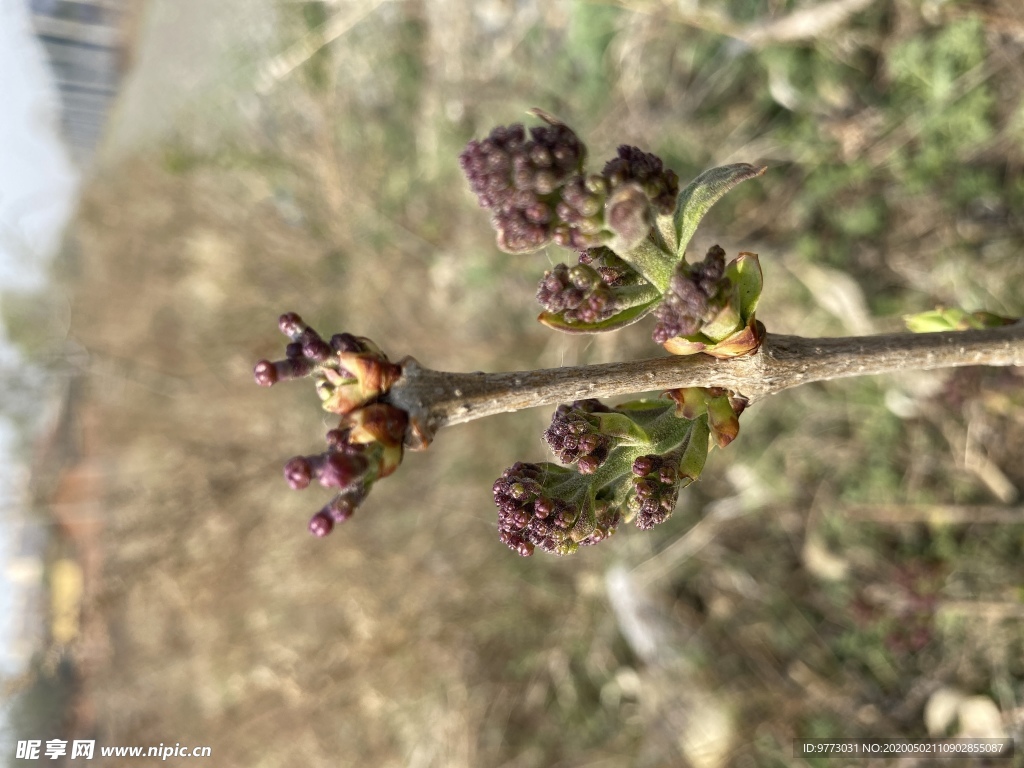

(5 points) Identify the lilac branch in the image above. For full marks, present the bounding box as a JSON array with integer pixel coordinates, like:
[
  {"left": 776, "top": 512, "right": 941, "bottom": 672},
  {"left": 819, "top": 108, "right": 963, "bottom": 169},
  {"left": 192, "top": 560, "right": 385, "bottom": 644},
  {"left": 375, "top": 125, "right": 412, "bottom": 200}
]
[{"left": 387, "top": 323, "right": 1024, "bottom": 446}]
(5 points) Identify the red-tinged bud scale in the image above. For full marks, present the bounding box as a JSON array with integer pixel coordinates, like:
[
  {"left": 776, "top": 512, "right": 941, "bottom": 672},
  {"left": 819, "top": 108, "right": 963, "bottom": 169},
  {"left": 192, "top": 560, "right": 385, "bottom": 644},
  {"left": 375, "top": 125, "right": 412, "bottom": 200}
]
[{"left": 254, "top": 312, "right": 401, "bottom": 416}]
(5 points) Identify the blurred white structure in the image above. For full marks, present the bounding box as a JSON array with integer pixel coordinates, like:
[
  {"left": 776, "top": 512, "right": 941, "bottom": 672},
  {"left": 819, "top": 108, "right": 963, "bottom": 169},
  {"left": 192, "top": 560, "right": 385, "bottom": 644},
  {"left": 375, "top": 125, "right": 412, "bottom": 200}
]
[
  {"left": 0, "top": 0, "right": 125, "bottom": 675},
  {"left": 27, "top": 0, "right": 127, "bottom": 166}
]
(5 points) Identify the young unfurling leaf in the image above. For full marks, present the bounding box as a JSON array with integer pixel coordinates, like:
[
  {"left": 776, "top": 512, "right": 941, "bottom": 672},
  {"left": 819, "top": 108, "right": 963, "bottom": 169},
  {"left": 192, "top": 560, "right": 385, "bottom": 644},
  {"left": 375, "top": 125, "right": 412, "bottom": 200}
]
[{"left": 672, "top": 163, "right": 767, "bottom": 260}]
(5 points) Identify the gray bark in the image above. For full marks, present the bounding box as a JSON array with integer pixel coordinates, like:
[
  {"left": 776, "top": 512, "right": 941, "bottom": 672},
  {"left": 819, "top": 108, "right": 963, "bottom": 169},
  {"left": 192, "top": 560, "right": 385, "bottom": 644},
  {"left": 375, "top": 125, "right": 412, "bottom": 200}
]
[{"left": 386, "top": 323, "right": 1024, "bottom": 446}]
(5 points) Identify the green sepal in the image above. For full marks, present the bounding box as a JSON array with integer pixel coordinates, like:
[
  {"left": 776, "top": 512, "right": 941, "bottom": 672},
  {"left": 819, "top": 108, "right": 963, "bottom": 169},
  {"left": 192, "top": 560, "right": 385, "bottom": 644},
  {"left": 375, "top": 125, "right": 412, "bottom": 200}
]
[
  {"left": 904, "top": 307, "right": 1015, "bottom": 333},
  {"left": 674, "top": 164, "right": 766, "bottom": 261}
]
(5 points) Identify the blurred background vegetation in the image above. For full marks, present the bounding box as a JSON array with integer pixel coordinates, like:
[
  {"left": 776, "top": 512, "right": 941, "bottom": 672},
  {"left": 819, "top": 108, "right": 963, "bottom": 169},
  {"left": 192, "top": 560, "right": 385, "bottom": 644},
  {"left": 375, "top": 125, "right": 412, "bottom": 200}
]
[{"left": 5, "top": 0, "right": 1024, "bottom": 765}]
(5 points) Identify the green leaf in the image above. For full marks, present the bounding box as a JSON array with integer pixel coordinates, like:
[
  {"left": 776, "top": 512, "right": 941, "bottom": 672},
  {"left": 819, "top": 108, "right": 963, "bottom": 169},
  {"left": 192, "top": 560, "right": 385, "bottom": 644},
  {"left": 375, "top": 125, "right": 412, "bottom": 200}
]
[
  {"left": 904, "top": 307, "right": 1015, "bottom": 333},
  {"left": 537, "top": 281, "right": 662, "bottom": 335},
  {"left": 674, "top": 164, "right": 767, "bottom": 259},
  {"left": 591, "top": 410, "right": 658, "bottom": 445},
  {"left": 654, "top": 212, "right": 678, "bottom": 255},
  {"left": 538, "top": 297, "right": 659, "bottom": 334}
]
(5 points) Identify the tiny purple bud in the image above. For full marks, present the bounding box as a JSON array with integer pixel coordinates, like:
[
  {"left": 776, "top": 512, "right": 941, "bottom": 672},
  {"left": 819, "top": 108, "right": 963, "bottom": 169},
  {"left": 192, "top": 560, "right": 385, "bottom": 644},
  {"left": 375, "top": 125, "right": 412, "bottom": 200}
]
[
  {"left": 254, "top": 360, "right": 279, "bottom": 387},
  {"left": 632, "top": 456, "right": 654, "bottom": 476},
  {"left": 302, "top": 336, "right": 333, "bottom": 362},
  {"left": 284, "top": 457, "right": 313, "bottom": 490},
  {"left": 278, "top": 312, "right": 305, "bottom": 339},
  {"left": 499, "top": 529, "right": 535, "bottom": 557},
  {"left": 308, "top": 511, "right": 334, "bottom": 537},
  {"left": 533, "top": 498, "right": 552, "bottom": 519},
  {"left": 530, "top": 145, "right": 552, "bottom": 167}
]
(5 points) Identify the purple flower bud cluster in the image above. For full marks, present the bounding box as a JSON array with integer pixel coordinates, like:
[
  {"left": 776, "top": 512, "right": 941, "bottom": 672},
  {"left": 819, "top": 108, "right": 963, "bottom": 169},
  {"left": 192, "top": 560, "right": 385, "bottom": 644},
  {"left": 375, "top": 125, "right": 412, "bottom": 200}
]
[
  {"left": 492, "top": 461, "right": 623, "bottom": 557},
  {"left": 253, "top": 313, "right": 390, "bottom": 389},
  {"left": 254, "top": 313, "right": 402, "bottom": 418},
  {"left": 651, "top": 245, "right": 730, "bottom": 344},
  {"left": 459, "top": 120, "right": 590, "bottom": 253},
  {"left": 286, "top": 444, "right": 370, "bottom": 537},
  {"left": 536, "top": 263, "right": 617, "bottom": 324},
  {"left": 543, "top": 399, "right": 613, "bottom": 473},
  {"left": 285, "top": 403, "right": 408, "bottom": 537},
  {"left": 492, "top": 462, "right": 585, "bottom": 557},
  {"left": 601, "top": 145, "right": 680, "bottom": 216},
  {"left": 252, "top": 313, "right": 327, "bottom": 385},
  {"left": 630, "top": 452, "right": 685, "bottom": 530},
  {"left": 552, "top": 174, "right": 612, "bottom": 250},
  {"left": 255, "top": 314, "right": 410, "bottom": 539},
  {"left": 306, "top": 488, "right": 368, "bottom": 537},
  {"left": 460, "top": 116, "right": 679, "bottom": 255}
]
